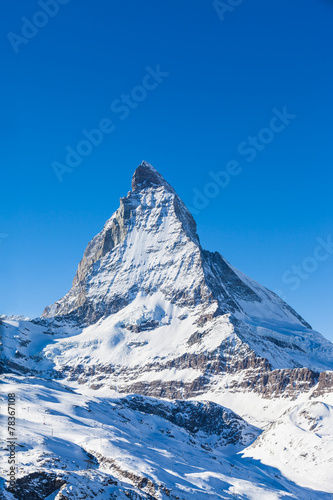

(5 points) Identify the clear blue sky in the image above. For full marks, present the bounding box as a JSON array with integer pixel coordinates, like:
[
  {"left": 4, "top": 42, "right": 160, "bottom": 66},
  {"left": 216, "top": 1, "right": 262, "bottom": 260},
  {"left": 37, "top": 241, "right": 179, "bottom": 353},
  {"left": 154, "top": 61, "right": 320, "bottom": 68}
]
[{"left": 1, "top": 0, "right": 332, "bottom": 340}]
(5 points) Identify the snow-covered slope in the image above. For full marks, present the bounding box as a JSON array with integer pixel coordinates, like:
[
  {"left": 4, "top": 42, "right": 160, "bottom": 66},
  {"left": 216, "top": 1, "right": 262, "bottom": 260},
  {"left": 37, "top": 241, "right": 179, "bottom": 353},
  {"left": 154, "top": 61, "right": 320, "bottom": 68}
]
[
  {"left": 243, "top": 401, "right": 333, "bottom": 492},
  {"left": 1, "top": 374, "right": 332, "bottom": 499}
]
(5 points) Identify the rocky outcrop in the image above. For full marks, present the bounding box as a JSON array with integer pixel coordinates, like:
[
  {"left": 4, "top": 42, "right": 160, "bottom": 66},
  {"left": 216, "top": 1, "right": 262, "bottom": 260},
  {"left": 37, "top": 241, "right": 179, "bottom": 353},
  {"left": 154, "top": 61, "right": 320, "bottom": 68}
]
[
  {"left": 311, "top": 370, "right": 333, "bottom": 397},
  {"left": 88, "top": 451, "right": 175, "bottom": 499},
  {"left": 234, "top": 366, "right": 319, "bottom": 398},
  {"left": 116, "top": 395, "right": 257, "bottom": 446},
  {"left": 119, "top": 369, "right": 320, "bottom": 400},
  {"left": 6, "top": 472, "right": 65, "bottom": 500},
  {"left": 55, "top": 342, "right": 325, "bottom": 400}
]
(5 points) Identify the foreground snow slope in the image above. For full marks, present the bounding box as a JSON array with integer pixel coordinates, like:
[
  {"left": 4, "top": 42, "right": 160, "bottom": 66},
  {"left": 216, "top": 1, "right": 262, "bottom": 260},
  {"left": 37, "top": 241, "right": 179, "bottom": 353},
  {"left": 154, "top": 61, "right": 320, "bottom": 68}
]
[
  {"left": 1, "top": 374, "right": 332, "bottom": 499},
  {"left": 243, "top": 401, "right": 333, "bottom": 492}
]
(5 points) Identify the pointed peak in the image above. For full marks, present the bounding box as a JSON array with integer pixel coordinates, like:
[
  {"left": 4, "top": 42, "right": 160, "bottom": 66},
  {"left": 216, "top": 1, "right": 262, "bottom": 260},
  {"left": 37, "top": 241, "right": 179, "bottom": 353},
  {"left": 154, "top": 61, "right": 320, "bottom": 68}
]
[
  {"left": 131, "top": 161, "right": 174, "bottom": 193},
  {"left": 139, "top": 160, "right": 157, "bottom": 172}
]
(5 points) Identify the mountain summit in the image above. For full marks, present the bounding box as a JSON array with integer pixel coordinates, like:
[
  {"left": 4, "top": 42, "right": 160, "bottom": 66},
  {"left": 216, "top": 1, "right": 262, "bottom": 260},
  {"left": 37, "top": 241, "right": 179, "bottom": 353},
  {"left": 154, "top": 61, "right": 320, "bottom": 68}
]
[{"left": 131, "top": 161, "right": 175, "bottom": 192}]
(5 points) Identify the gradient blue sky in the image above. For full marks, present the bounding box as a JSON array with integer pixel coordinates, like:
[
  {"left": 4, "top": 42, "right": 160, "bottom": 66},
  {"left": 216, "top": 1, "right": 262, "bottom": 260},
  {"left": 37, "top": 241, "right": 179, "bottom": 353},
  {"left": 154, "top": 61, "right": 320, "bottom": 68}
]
[{"left": 1, "top": 0, "right": 332, "bottom": 340}]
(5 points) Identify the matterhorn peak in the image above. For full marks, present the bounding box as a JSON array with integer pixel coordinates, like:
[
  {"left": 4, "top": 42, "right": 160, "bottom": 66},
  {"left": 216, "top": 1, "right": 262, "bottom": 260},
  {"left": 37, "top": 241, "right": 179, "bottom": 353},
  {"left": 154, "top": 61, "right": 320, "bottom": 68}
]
[
  {"left": 131, "top": 161, "right": 175, "bottom": 193},
  {"left": 43, "top": 160, "right": 318, "bottom": 347}
]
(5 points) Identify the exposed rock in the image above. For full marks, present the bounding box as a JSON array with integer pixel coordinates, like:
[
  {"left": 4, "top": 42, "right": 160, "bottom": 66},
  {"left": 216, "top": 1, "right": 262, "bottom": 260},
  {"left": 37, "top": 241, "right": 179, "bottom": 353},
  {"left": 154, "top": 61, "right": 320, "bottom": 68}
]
[
  {"left": 86, "top": 450, "right": 177, "bottom": 500},
  {"left": 234, "top": 366, "right": 319, "bottom": 398},
  {"left": 116, "top": 395, "right": 257, "bottom": 446},
  {"left": 311, "top": 370, "right": 333, "bottom": 397},
  {"left": 6, "top": 472, "right": 65, "bottom": 500}
]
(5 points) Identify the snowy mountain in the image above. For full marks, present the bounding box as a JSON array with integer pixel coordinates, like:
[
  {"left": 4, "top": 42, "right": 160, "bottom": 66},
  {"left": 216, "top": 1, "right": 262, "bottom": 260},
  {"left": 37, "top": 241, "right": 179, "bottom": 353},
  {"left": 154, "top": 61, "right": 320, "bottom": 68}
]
[
  {"left": 1, "top": 161, "right": 332, "bottom": 499},
  {"left": 42, "top": 162, "right": 311, "bottom": 329},
  {"left": 38, "top": 161, "right": 333, "bottom": 394}
]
